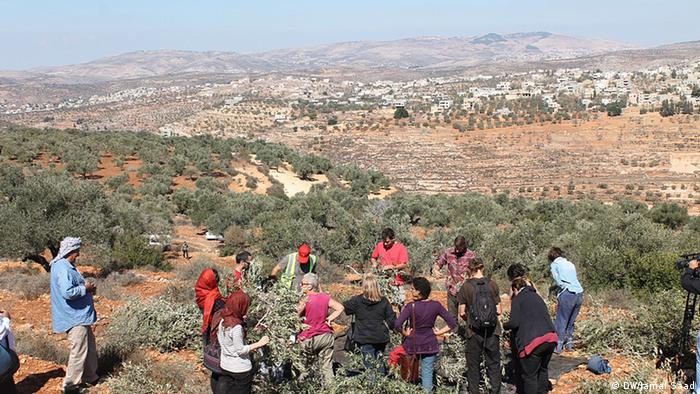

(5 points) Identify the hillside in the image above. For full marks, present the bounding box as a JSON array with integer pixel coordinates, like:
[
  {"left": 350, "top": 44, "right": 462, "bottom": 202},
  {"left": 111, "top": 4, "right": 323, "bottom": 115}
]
[
  {"left": 0, "top": 32, "right": 636, "bottom": 83},
  {"left": 1, "top": 127, "right": 699, "bottom": 392},
  {"left": 533, "top": 40, "right": 700, "bottom": 72}
]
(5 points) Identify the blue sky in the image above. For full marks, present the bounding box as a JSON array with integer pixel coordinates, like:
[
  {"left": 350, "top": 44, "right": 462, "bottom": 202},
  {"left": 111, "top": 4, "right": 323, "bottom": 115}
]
[{"left": 1, "top": 0, "right": 698, "bottom": 70}]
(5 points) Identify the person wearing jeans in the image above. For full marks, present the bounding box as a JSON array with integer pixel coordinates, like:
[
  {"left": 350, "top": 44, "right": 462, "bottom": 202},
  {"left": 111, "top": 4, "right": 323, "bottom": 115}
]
[
  {"left": 554, "top": 290, "right": 583, "bottom": 351},
  {"left": 343, "top": 273, "right": 396, "bottom": 377},
  {"left": 359, "top": 343, "right": 387, "bottom": 374},
  {"left": 395, "top": 277, "right": 456, "bottom": 392},
  {"left": 548, "top": 247, "right": 584, "bottom": 353},
  {"left": 49, "top": 237, "right": 99, "bottom": 394},
  {"left": 419, "top": 354, "right": 437, "bottom": 391}
]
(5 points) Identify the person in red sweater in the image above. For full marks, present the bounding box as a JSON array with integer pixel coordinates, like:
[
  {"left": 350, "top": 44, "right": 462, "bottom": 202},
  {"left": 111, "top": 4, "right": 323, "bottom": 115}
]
[
  {"left": 371, "top": 228, "right": 409, "bottom": 287},
  {"left": 226, "top": 250, "right": 252, "bottom": 292}
]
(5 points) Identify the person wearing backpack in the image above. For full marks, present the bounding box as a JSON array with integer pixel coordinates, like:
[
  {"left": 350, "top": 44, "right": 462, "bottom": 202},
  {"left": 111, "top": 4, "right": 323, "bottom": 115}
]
[
  {"left": 457, "top": 258, "right": 502, "bottom": 394},
  {"left": 343, "top": 273, "right": 397, "bottom": 376},
  {"left": 0, "top": 308, "right": 18, "bottom": 394},
  {"left": 504, "top": 278, "right": 558, "bottom": 394}
]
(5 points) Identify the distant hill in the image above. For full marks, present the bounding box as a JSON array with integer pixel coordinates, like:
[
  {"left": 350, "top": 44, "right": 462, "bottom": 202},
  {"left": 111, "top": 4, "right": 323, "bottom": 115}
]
[
  {"left": 0, "top": 32, "right": 638, "bottom": 83},
  {"left": 534, "top": 40, "right": 700, "bottom": 71}
]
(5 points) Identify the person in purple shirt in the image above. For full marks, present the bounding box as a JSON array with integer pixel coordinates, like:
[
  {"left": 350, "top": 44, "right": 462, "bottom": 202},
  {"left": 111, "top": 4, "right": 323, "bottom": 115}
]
[{"left": 395, "top": 277, "right": 457, "bottom": 392}]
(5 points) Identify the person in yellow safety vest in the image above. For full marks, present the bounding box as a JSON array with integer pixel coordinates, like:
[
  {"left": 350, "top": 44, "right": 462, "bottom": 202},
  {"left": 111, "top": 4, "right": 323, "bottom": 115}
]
[{"left": 270, "top": 243, "right": 318, "bottom": 291}]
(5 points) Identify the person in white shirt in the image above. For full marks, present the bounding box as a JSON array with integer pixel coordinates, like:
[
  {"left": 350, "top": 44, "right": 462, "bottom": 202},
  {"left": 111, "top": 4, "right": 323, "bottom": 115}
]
[
  {"left": 216, "top": 290, "right": 269, "bottom": 394},
  {"left": 0, "top": 308, "right": 18, "bottom": 394}
]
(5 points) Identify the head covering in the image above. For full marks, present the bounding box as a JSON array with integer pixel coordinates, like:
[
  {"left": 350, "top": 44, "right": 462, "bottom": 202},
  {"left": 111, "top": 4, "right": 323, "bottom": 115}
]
[
  {"left": 221, "top": 290, "right": 250, "bottom": 330},
  {"left": 298, "top": 243, "right": 311, "bottom": 264},
  {"left": 195, "top": 268, "right": 223, "bottom": 334},
  {"left": 50, "top": 237, "right": 82, "bottom": 265}
]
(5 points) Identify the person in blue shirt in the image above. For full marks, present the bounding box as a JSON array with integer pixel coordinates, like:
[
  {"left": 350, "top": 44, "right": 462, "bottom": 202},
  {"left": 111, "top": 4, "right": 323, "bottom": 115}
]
[
  {"left": 49, "top": 237, "right": 99, "bottom": 394},
  {"left": 548, "top": 247, "right": 584, "bottom": 354}
]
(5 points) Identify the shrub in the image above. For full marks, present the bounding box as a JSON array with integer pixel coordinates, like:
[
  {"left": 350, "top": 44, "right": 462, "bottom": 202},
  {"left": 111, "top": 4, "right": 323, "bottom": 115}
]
[
  {"left": 648, "top": 202, "right": 689, "bottom": 229},
  {"left": 159, "top": 282, "right": 196, "bottom": 305},
  {"left": 219, "top": 224, "right": 251, "bottom": 257},
  {"left": 577, "top": 290, "right": 695, "bottom": 357},
  {"left": 246, "top": 176, "right": 258, "bottom": 189},
  {"left": 173, "top": 259, "right": 228, "bottom": 283},
  {"left": 107, "top": 359, "right": 210, "bottom": 394},
  {"left": 94, "top": 271, "right": 146, "bottom": 300},
  {"left": 0, "top": 268, "right": 50, "bottom": 299},
  {"left": 106, "top": 360, "right": 173, "bottom": 394},
  {"left": 624, "top": 251, "right": 679, "bottom": 295},
  {"left": 14, "top": 329, "right": 69, "bottom": 364},
  {"left": 106, "top": 297, "right": 200, "bottom": 352},
  {"left": 112, "top": 234, "right": 168, "bottom": 272}
]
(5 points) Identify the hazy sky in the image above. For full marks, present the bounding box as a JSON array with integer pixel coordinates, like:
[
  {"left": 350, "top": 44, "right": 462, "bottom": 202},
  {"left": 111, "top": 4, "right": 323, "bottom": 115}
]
[{"left": 1, "top": 0, "right": 699, "bottom": 70}]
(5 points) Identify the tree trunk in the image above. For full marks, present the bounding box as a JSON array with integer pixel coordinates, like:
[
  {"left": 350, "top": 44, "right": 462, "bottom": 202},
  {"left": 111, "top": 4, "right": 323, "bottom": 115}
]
[
  {"left": 24, "top": 244, "right": 58, "bottom": 272},
  {"left": 48, "top": 244, "right": 59, "bottom": 260},
  {"left": 24, "top": 254, "right": 50, "bottom": 272}
]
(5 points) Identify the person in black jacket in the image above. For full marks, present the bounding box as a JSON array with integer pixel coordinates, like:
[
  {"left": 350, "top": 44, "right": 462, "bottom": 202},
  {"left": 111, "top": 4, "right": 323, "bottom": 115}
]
[
  {"left": 504, "top": 278, "right": 558, "bottom": 394},
  {"left": 343, "top": 273, "right": 397, "bottom": 375},
  {"left": 681, "top": 259, "right": 700, "bottom": 394},
  {"left": 506, "top": 263, "right": 534, "bottom": 394}
]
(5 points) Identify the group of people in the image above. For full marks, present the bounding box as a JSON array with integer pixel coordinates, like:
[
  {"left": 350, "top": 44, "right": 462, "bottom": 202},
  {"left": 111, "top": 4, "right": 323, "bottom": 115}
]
[
  {"left": 0, "top": 230, "right": 584, "bottom": 394},
  {"left": 195, "top": 228, "right": 585, "bottom": 394}
]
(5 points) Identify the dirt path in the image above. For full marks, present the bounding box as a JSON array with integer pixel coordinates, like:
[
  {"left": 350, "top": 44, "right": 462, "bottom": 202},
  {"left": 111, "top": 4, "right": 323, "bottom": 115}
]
[{"left": 170, "top": 216, "right": 233, "bottom": 268}]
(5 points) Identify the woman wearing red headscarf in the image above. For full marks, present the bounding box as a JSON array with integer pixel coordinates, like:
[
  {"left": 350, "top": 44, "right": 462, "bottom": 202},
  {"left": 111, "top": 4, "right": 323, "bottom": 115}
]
[
  {"left": 195, "top": 268, "right": 227, "bottom": 392},
  {"left": 216, "top": 290, "right": 269, "bottom": 393}
]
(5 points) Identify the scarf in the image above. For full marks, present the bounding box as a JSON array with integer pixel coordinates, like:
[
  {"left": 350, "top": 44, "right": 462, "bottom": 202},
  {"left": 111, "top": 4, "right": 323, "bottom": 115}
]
[
  {"left": 49, "top": 237, "right": 82, "bottom": 265},
  {"left": 195, "top": 268, "right": 223, "bottom": 334},
  {"left": 221, "top": 289, "right": 250, "bottom": 334}
]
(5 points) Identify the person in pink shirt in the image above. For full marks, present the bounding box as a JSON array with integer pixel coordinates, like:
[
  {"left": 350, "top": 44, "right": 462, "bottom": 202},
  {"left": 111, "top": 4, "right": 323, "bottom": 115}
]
[
  {"left": 297, "top": 273, "right": 344, "bottom": 386},
  {"left": 370, "top": 228, "right": 409, "bottom": 286}
]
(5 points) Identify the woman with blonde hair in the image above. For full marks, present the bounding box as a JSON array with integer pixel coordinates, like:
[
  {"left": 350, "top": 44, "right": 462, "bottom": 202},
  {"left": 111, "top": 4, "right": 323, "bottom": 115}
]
[{"left": 343, "top": 273, "right": 396, "bottom": 375}]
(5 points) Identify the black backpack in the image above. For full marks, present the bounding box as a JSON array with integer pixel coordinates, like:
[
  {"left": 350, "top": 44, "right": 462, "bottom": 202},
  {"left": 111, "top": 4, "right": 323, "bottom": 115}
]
[{"left": 468, "top": 279, "right": 498, "bottom": 331}]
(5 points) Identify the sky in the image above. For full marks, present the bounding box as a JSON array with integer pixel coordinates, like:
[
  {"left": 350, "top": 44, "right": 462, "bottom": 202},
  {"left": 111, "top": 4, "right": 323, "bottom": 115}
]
[{"left": 1, "top": 0, "right": 699, "bottom": 70}]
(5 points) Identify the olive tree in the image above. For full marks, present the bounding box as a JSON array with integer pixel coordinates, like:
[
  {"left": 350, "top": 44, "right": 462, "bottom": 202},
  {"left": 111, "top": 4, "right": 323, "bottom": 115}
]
[{"left": 0, "top": 168, "right": 117, "bottom": 271}]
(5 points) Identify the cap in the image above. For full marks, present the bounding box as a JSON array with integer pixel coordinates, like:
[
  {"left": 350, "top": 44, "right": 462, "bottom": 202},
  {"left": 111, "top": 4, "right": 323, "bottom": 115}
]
[{"left": 298, "top": 243, "right": 311, "bottom": 263}]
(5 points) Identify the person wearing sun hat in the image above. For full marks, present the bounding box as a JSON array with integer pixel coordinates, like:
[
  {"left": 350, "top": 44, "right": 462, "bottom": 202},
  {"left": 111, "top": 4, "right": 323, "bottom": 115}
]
[{"left": 271, "top": 243, "right": 318, "bottom": 291}]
